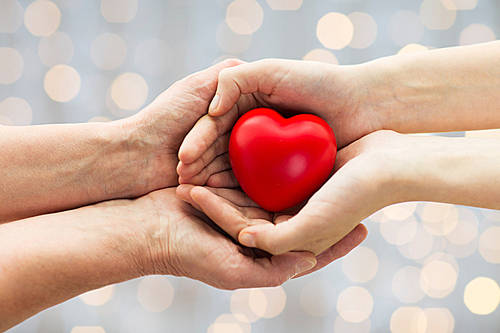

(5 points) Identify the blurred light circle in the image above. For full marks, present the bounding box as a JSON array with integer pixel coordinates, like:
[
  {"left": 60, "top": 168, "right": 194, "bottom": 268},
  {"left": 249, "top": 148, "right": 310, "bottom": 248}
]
[
  {"left": 0, "top": 47, "right": 23, "bottom": 85},
  {"left": 347, "top": 12, "right": 377, "bottom": 49},
  {"left": 398, "top": 43, "right": 429, "bottom": 55},
  {"left": 207, "top": 313, "right": 250, "bottom": 333},
  {"left": 425, "top": 252, "right": 459, "bottom": 272},
  {"left": 420, "top": 202, "right": 458, "bottom": 236},
  {"left": 464, "top": 277, "right": 500, "bottom": 315},
  {"left": 249, "top": 286, "right": 286, "bottom": 318},
  {"left": 79, "top": 285, "right": 114, "bottom": 306},
  {"left": 316, "top": 12, "right": 353, "bottom": 50},
  {"left": 341, "top": 246, "right": 378, "bottom": 283},
  {"left": 479, "top": 226, "right": 500, "bottom": 263},
  {"left": 88, "top": 116, "right": 111, "bottom": 122},
  {"left": 423, "top": 308, "right": 455, "bottom": 333},
  {"left": 70, "top": 327, "right": 106, "bottom": 333},
  {"left": 225, "top": 0, "right": 264, "bottom": 35},
  {"left": 101, "top": 0, "right": 138, "bottom": 23},
  {"left": 24, "top": 0, "right": 61, "bottom": 37},
  {"left": 420, "top": 260, "right": 457, "bottom": 298},
  {"left": 390, "top": 307, "right": 427, "bottom": 333},
  {"left": 300, "top": 278, "right": 336, "bottom": 317},
  {"left": 459, "top": 24, "right": 496, "bottom": 46},
  {"left": 137, "top": 276, "right": 174, "bottom": 312},
  {"left": 420, "top": 0, "right": 456, "bottom": 30},
  {"left": 134, "top": 38, "right": 171, "bottom": 76},
  {"left": 465, "top": 129, "right": 500, "bottom": 139},
  {"left": 0, "top": 0, "right": 24, "bottom": 33},
  {"left": 44, "top": 64, "right": 81, "bottom": 102},
  {"left": 383, "top": 202, "right": 418, "bottom": 221},
  {"left": 445, "top": 207, "right": 478, "bottom": 245},
  {"left": 389, "top": 11, "right": 424, "bottom": 46},
  {"left": 392, "top": 266, "right": 425, "bottom": 303},
  {"left": 265, "top": 0, "right": 302, "bottom": 10},
  {"left": 0, "top": 97, "right": 32, "bottom": 126},
  {"left": 110, "top": 72, "right": 148, "bottom": 111},
  {"left": 230, "top": 289, "right": 261, "bottom": 323},
  {"left": 216, "top": 22, "right": 252, "bottom": 54},
  {"left": 302, "top": 49, "right": 338, "bottom": 64},
  {"left": 380, "top": 215, "right": 418, "bottom": 246},
  {"left": 337, "top": 286, "right": 373, "bottom": 323},
  {"left": 440, "top": 0, "right": 478, "bottom": 10},
  {"left": 90, "top": 33, "right": 127, "bottom": 71},
  {"left": 398, "top": 224, "right": 434, "bottom": 260},
  {"left": 334, "top": 316, "right": 371, "bottom": 333},
  {"left": 38, "top": 31, "right": 74, "bottom": 67}
]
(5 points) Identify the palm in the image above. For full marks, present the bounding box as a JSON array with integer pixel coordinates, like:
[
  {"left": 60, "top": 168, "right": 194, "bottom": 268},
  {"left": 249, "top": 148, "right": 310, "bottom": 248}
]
[{"left": 143, "top": 188, "right": 313, "bottom": 289}]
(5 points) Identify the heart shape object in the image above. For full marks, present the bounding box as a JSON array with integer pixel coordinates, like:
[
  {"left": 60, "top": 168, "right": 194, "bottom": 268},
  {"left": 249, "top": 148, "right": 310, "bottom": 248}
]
[{"left": 229, "top": 108, "right": 337, "bottom": 212}]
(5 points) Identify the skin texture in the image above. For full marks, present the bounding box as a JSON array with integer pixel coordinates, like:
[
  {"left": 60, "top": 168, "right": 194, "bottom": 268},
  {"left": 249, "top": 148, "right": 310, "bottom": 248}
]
[
  {"left": 0, "top": 60, "right": 366, "bottom": 330},
  {"left": 177, "top": 42, "right": 500, "bottom": 255}
]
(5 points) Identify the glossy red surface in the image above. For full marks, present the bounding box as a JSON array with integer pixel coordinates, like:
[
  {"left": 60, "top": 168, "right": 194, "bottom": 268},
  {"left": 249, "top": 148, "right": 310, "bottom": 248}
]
[{"left": 229, "top": 108, "right": 337, "bottom": 211}]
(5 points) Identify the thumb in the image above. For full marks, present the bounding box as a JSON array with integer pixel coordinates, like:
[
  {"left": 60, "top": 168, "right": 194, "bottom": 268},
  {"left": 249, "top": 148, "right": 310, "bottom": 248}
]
[{"left": 208, "top": 59, "right": 287, "bottom": 116}]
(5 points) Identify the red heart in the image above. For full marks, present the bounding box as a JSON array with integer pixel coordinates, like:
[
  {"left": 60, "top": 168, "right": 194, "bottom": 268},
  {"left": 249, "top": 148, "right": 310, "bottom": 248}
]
[{"left": 229, "top": 108, "right": 337, "bottom": 212}]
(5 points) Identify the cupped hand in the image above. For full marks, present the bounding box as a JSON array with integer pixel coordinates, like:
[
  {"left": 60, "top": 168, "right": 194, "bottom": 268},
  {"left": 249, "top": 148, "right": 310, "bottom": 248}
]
[
  {"left": 136, "top": 188, "right": 319, "bottom": 289},
  {"left": 177, "top": 130, "right": 408, "bottom": 256},
  {"left": 175, "top": 185, "right": 368, "bottom": 277},
  {"left": 176, "top": 58, "right": 382, "bottom": 186},
  {"left": 115, "top": 58, "right": 244, "bottom": 194}
]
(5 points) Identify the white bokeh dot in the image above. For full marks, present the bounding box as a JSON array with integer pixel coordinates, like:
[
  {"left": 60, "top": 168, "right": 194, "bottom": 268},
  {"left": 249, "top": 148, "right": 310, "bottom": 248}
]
[
  {"left": 348, "top": 12, "right": 378, "bottom": 49},
  {"left": 380, "top": 215, "right": 418, "bottom": 246},
  {"left": 101, "top": 0, "right": 138, "bottom": 23},
  {"left": 70, "top": 327, "right": 106, "bottom": 333},
  {"left": 316, "top": 12, "right": 353, "bottom": 50},
  {"left": 398, "top": 43, "right": 429, "bottom": 55},
  {"left": 230, "top": 289, "right": 261, "bottom": 323},
  {"left": 334, "top": 316, "right": 371, "bottom": 333},
  {"left": 423, "top": 308, "right": 455, "bottom": 333},
  {"left": 420, "top": 202, "right": 458, "bottom": 236},
  {"left": 0, "top": 47, "right": 24, "bottom": 85},
  {"left": 341, "top": 246, "right": 379, "bottom": 283},
  {"left": 137, "top": 276, "right": 174, "bottom": 312},
  {"left": 420, "top": 259, "right": 457, "bottom": 298},
  {"left": 226, "top": 0, "right": 264, "bottom": 35},
  {"left": 0, "top": 97, "right": 32, "bottom": 125},
  {"left": 44, "top": 64, "right": 81, "bottom": 102},
  {"left": 38, "top": 31, "right": 74, "bottom": 67},
  {"left": 265, "top": 0, "right": 302, "bottom": 10},
  {"left": 441, "top": 0, "right": 478, "bottom": 10},
  {"left": 90, "top": 33, "right": 127, "bottom": 71},
  {"left": 248, "top": 287, "right": 286, "bottom": 318},
  {"left": 337, "top": 286, "right": 373, "bottom": 323},
  {"left": 392, "top": 266, "right": 425, "bottom": 303},
  {"left": 303, "top": 49, "right": 338, "bottom": 64},
  {"left": 464, "top": 277, "right": 500, "bottom": 315},
  {"left": 24, "top": 0, "right": 61, "bottom": 37},
  {"left": 0, "top": 0, "right": 24, "bottom": 33},
  {"left": 390, "top": 307, "right": 427, "bottom": 333},
  {"left": 110, "top": 72, "right": 148, "bottom": 111},
  {"left": 420, "top": 0, "right": 456, "bottom": 30},
  {"left": 478, "top": 226, "right": 500, "bottom": 264},
  {"left": 207, "top": 313, "right": 251, "bottom": 333},
  {"left": 459, "top": 24, "right": 496, "bottom": 46},
  {"left": 79, "top": 285, "right": 114, "bottom": 306},
  {"left": 398, "top": 224, "right": 434, "bottom": 260}
]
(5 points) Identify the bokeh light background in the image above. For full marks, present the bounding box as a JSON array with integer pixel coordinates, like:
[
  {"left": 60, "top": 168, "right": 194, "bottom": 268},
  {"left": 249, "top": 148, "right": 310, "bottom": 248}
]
[{"left": 2, "top": 0, "right": 500, "bottom": 332}]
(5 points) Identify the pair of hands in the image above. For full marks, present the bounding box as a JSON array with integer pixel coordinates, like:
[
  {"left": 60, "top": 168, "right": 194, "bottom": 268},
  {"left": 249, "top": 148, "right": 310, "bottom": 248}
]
[{"left": 119, "top": 59, "right": 370, "bottom": 289}]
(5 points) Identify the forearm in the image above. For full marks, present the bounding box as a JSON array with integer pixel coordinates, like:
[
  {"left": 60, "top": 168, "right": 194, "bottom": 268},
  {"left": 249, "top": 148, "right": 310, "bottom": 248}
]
[
  {"left": 394, "top": 135, "right": 500, "bottom": 209},
  {"left": 0, "top": 199, "right": 151, "bottom": 331},
  {"left": 359, "top": 41, "right": 500, "bottom": 133},
  {"left": 0, "top": 120, "right": 163, "bottom": 222}
]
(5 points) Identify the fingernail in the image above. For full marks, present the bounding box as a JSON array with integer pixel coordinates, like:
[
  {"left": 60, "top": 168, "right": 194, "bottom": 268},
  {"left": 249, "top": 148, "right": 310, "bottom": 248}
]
[
  {"left": 208, "top": 95, "right": 220, "bottom": 114},
  {"left": 239, "top": 232, "right": 256, "bottom": 247},
  {"left": 295, "top": 258, "right": 316, "bottom": 275}
]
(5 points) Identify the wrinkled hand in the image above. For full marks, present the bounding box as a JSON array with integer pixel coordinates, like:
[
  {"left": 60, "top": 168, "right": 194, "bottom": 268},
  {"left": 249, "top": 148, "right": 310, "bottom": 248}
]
[
  {"left": 116, "top": 58, "right": 244, "bottom": 194},
  {"left": 135, "top": 188, "right": 318, "bottom": 289}
]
